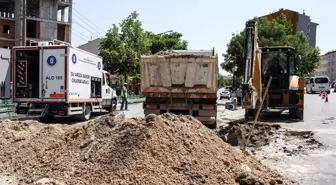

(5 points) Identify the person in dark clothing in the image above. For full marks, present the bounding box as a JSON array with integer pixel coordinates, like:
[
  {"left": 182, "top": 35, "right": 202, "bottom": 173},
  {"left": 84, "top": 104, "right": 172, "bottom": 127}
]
[
  {"left": 120, "top": 83, "right": 128, "bottom": 110},
  {"left": 267, "top": 58, "right": 284, "bottom": 76}
]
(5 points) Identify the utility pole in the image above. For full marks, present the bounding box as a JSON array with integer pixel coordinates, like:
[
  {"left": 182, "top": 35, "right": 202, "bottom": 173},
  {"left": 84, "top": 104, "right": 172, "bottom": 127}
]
[
  {"left": 68, "top": 0, "right": 73, "bottom": 44},
  {"left": 21, "top": 0, "right": 26, "bottom": 46}
]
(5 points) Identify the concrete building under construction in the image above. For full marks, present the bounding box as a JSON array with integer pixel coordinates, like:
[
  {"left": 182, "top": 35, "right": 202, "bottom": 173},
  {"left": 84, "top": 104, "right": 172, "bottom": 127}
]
[{"left": 0, "top": 0, "right": 72, "bottom": 48}]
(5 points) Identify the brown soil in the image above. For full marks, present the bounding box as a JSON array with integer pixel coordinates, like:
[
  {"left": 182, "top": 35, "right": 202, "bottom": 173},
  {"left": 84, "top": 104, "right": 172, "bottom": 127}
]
[
  {"left": 0, "top": 113, "right": 292, "bottom": 185},
  {"left": 217, "top": 122, "right": 281, "bottom": 148}
]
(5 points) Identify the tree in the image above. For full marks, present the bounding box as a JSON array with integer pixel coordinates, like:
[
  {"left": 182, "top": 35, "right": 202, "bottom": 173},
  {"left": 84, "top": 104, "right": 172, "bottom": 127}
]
[
  {"left": 99, "top": 11, "right": 150, "bottom": 80},
  {"left": 221, "top": 14, "right": 320, "bottom": 77},
  {"left": 218, "top": 75, "right": 233, "bottom": 88},
  {"left": 146, "top": 31, "right": 188, "bottom": 54}
]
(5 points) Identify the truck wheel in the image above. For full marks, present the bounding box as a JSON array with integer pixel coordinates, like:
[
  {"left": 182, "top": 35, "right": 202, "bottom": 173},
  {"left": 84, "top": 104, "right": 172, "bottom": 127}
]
[
  {"left": 207, "top": 121, "right": 217, "bottom": 129},
  {"left": 108, "top": 98, "right": 118, "bottom": 112},
  {"left": 82, "top": 105, "right": 91, "bottom": 121}
]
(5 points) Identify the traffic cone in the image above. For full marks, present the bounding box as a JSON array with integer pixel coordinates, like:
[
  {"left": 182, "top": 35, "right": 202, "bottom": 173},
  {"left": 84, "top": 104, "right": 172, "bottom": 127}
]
[{"left": 325, "top": 93, "right": 329, "bottom": 103}]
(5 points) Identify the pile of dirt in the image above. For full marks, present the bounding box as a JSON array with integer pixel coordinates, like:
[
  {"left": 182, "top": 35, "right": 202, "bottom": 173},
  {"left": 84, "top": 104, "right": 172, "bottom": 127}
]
[
  {"left": 217, "top": 122, "right": 281, "bottom": 148},
  {"left": 0, "top": 113, "right": 293, "bottom": 185}
]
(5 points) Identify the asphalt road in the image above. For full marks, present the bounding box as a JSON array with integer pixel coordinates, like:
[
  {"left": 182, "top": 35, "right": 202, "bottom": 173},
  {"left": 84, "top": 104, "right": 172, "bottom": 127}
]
[
  {"left": 116, "top": 103, "right": 145, "bottom": 118},
  {"left": 256, "top": 92, "right": 336, "bottom": 185}
]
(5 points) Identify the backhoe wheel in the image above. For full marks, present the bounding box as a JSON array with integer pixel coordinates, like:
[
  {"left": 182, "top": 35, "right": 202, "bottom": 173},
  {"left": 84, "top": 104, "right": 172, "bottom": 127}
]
[
  {"left": 244, "top": 109, "right": 256, "bottom": 121},
  {"left": 289, "top": 108, "right": 303, "bottom": 120}
]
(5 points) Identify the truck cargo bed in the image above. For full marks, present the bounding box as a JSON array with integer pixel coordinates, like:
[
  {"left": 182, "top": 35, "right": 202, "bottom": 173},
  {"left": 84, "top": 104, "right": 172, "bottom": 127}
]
[{"left": 140, "top": 55, "right": 218, "bottom": 98}]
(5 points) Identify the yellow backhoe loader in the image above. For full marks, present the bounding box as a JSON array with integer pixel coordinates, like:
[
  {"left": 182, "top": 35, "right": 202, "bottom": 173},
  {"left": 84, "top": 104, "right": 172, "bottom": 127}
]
[{"left": 242, "top": 20, "right": 305, "bottom": 121}]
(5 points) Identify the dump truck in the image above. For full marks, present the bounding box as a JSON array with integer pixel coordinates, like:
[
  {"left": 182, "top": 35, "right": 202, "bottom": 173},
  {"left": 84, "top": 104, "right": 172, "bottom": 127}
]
[
  {"left": 140, "top": 49, "right": 219, "bottom": 128},
  {"left": 12, "top": 40, "right": 118, "bottom": 120},
  {"left": 242, "top": 20, "right": 304, "bottom": 121},
  {"left": 0, "top": 48, "right": 11, "bottom": 99}
]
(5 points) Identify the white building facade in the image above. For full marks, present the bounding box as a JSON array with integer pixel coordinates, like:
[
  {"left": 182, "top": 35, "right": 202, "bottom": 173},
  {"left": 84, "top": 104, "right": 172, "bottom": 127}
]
[{"left": 315, "top": 51, "right": 336, "bottom": 81}]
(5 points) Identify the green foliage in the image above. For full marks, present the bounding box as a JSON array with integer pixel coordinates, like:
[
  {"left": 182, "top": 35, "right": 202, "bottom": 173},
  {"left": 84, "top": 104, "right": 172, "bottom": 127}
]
[
  {"left": 99, "top": 11, "right": 188, "bottom": 81},
  {"left": 128, "top": 74, "right": 141, "bottom": 84},
  {"left": 222, "top": 14, "right": 320, "bottom": 77},
  {"left": 218, "top": 75, "right": 233, "bottom": 88},
  {"left": 99, "top": 11, "right": 150, "bottom": 79},
  {"left": 286, "top": 32, "right": 321, "bottom": 76},
  {"left": 145, "top": 31, "right": 188, "bottom": 54}
]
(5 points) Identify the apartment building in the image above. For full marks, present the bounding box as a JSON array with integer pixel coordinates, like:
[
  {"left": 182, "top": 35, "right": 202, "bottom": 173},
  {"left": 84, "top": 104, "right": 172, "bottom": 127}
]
[
  {"left": 263, "top": 9, "right": 318, "bottom": 47},
  {"left": 0, "top": 0, "right": 72, "bottom": 48},
  {"left": 78, "top": 38, "right": 100, "bottom": 55},
  {"left": 315, "top": 51, "right": 336, "bottom": 81}
]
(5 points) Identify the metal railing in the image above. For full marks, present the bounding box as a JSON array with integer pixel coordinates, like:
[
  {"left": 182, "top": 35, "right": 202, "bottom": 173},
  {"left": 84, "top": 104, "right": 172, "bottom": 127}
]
[{"left": 0, "top": 100, "right": 16, "bottom": 119}]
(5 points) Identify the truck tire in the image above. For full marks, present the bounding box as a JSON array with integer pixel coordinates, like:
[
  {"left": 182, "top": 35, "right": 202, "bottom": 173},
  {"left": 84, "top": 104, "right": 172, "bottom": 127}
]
[
  {"left": 79, "top": 105, "right": 91, "bottom": 121},
  {"left": 207, "top": 121, "right": 217, "bottom": 129},
  {"left": 108, "top": 98, "right": 118, "bottom": 112},
  {"left": 113, "top": 98, "right": 117, "bottom": 110}
]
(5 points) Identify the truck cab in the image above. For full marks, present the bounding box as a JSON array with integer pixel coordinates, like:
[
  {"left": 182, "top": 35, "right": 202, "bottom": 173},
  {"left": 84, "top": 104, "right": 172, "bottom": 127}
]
[{"left": 102, "top": 70, "right": 118, "bottom": 110}]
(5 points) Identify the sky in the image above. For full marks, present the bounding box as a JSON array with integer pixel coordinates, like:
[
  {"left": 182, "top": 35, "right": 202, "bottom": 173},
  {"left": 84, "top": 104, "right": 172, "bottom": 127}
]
[{"left": 70, "top": 0, "right": 336, "bottom": 75}]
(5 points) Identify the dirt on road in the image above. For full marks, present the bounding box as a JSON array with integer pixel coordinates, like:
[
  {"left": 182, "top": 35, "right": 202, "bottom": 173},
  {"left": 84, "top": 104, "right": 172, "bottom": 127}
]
[
  {"left": 0, "top": 113, "right": 292, "bottom": 185},
  {"left": 217, "top": 122, "right": 281, "bottom": 148},
  {"left": 216, "top": 121, "right": 324, "bottom": 156}
]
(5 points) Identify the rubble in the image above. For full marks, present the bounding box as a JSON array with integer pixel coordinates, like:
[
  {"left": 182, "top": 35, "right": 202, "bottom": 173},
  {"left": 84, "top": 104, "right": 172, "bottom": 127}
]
[{"left": 0, "top": 113, "right": 293, "bottom": 185}]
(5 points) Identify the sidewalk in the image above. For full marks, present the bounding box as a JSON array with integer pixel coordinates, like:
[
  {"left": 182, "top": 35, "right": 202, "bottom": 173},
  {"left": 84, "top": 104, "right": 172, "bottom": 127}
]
[{"left": 217, "top": 106, "right": 245, "bottom": 128}]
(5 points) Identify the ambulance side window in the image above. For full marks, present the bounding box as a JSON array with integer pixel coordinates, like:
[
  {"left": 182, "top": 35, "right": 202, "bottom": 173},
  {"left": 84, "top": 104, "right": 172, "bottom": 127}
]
[{"left": 105, "top": 73, "right": 111, "bottom": 87}]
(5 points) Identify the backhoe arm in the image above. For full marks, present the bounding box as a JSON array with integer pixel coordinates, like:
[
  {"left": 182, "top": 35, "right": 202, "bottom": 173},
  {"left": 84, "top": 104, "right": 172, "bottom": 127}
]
[{"left": 242, "top": 20, "right": 262, "bottom": 111}]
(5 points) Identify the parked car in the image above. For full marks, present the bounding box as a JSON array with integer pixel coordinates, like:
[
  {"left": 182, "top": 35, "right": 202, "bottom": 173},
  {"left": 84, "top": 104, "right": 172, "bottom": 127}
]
[
  {"left": 220, "top": 90, "right": 231, "bottom": 100},
  {"left": 306, "top": 76, "right": 331, "bottom": 94},
  {"left": 224, "top": 86, "right": 233, "bottom": 92}
]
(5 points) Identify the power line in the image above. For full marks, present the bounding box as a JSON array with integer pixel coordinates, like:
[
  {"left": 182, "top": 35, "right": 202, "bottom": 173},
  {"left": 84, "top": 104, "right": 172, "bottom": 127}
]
[
  {"left": 71, "top": 11, "right": 105, "bottom": 36},
  {"left": 72, "top": 18, "right": 101, "bottom": 38},
  {"left": 72, "top": 8, "right": 106, "bottom": 33}
]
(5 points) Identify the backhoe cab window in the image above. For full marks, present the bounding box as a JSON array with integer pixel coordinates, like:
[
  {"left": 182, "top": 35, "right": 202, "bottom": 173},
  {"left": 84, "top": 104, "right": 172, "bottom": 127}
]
[{"left": 262, "top": 51, "right": 288, "bottom": 74}]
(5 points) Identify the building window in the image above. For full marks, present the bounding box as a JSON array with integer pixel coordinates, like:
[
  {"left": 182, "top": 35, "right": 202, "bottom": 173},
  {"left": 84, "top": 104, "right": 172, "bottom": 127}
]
[
  {"left": 3, "top": 25, "right": 10, "bottom": 34},
  {"left": 26, "top": 20, "right": 37, "bottom": 38}
]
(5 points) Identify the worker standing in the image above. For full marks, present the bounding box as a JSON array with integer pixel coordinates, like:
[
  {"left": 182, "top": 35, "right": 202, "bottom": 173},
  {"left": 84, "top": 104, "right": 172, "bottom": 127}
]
[
  {"left": 236, "top": 86, "right": 242, "bottom": 106},
  {"left": 120, "top": 83, "right": 128, "bottom": 110}
]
